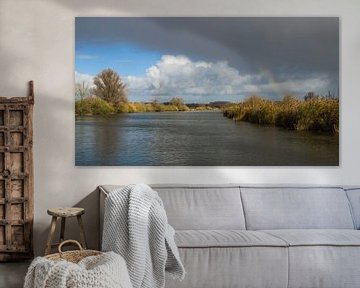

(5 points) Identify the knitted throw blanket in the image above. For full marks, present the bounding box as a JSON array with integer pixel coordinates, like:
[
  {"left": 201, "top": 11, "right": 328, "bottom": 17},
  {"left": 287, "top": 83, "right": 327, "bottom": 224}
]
[
  {"left": 24, "top": 251, "right": 132, "bottom": 288},
  {"left": 102, "top": 184, "right": 185, "bottom": 288}
]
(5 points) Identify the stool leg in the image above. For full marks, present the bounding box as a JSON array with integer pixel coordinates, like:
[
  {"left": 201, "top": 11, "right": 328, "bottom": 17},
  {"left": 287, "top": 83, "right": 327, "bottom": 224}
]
[
  {"left": 60, "top": 217, "right": 66, "bottom": 243},
  {"left": 45, "top": 216, "right": 57, "bottom": 255},
  {"left": 77, "top": 215, "right": 87, "bottom": 249}
]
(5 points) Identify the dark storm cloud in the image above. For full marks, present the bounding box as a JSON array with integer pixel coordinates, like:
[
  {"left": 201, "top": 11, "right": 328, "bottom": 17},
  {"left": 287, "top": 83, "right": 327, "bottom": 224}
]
[
  {"left": 76, "top": 17, "right": 339, "bottom": 98},
  {"left": 76, "top": 17, "right": 339, "bottom": 74}
]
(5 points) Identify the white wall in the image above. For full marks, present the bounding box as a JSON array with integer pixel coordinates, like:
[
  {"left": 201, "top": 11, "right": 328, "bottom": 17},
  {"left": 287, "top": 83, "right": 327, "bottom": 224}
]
[{"left": 0, "top": 0, "right": 359, "bottom": 256}]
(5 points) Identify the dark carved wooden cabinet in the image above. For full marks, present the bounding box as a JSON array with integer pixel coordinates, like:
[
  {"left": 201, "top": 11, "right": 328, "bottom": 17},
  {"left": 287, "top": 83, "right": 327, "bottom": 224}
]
[{"left": 0, "top": 81, "right": 34, "bottom": 261}]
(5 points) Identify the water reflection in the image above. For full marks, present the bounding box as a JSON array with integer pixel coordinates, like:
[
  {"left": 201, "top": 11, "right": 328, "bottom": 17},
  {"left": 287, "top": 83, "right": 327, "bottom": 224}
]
[{"left": 75, "top": 111, "right": 339, "bottom": 166}]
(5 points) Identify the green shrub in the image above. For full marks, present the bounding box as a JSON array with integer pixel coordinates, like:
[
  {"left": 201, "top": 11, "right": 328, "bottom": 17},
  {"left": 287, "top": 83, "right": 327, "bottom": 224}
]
[
  {"left": 132, "top": 102, "right": 147, "bottom": 112},
  {"left": 116, "top": 103, "right": 130, "bottom": 113},
  {"left": 75, "top": 97, "right": 115, "bottom": 116},
  {"left": 145, "top": 104, "right": 155, "bottom": 112}
]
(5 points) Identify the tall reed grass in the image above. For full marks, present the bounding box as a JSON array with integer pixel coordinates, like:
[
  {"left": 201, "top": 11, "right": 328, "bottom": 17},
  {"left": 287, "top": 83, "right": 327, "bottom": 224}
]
[{"left": 223, "top": 95, "right": 339, "bottom": 133}]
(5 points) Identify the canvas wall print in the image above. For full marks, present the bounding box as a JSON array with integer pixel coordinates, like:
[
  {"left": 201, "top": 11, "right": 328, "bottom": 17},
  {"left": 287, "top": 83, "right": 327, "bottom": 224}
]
[{"left": 75, "top": 17, "right": 339, "bottom": 166}]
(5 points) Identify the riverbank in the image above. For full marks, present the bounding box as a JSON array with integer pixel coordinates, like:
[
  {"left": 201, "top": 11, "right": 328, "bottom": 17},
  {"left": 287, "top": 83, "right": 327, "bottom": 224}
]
[
  {"left": 75, "top": 95, "right": 339, "bottom": 134},
  {"left": 75, "top": 97, "right": 215, "bottom": 116},
  {"left": 222, "top": 96, "right": 339, "bottom": 133}
]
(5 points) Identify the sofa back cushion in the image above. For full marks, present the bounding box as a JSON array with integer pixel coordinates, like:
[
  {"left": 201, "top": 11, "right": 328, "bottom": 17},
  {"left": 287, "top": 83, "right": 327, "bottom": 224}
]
[
  {"left": 153, "top": 185, "right": 246, "bottom": 230},
  {"left": 240, "top": 187, "right": 355, "bottom": 230},
  {"left": 345, "top": 188, "right": 360, "bottom": 229}
]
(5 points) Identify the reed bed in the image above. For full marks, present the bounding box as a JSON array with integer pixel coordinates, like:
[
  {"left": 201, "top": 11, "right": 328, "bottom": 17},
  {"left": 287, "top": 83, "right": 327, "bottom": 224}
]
[{"left": 222, "top": 95, "right": 339, "bottom": 133}]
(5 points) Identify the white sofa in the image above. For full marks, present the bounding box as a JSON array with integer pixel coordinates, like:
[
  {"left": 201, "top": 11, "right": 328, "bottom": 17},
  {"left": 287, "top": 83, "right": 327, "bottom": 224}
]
[{"left": 99, "top": 184, "right": 360, "bottom": 288}]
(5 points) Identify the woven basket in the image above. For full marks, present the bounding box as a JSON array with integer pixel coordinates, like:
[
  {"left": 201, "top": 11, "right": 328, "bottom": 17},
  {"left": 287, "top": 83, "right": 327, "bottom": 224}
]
[{"left": 45, "top": 240, "right": 102, "bottom": 263}]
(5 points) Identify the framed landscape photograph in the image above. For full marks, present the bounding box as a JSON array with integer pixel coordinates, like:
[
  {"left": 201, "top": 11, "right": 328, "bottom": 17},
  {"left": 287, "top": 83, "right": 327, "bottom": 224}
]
[{"left": 75, "top": 17, "right": 339, "bottom": 166}]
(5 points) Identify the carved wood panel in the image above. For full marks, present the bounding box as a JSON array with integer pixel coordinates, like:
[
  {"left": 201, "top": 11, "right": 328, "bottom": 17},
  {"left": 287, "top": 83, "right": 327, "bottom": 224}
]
[{"left": 0, "top": 81, "right": 34, "bottom": 261}]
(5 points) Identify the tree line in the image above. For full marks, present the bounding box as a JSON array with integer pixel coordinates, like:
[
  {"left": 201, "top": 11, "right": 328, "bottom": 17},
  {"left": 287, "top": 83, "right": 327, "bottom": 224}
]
[{"left": 75, "top": 69, "right": 193, "bottom": 116}]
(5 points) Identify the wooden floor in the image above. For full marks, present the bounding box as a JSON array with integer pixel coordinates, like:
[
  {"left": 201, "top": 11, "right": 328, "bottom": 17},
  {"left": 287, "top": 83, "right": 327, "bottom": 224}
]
[{"left": 0, "top": 261, "right": 30, "bottom": 288}]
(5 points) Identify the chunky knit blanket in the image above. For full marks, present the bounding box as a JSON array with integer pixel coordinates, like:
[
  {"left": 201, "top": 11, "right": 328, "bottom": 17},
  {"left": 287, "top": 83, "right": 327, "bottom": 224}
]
[
  {"left": 24, "top": 251, "right": 132, "bottom": 288},
  {"left": 102, "top": 184, "right": 185, "bottom": 288}
]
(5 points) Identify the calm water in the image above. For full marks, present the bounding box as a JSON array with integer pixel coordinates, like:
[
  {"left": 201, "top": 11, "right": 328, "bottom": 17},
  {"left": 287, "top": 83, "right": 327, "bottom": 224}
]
[{"left": 75, "top": 111, "right": 339, "bottom": 166}]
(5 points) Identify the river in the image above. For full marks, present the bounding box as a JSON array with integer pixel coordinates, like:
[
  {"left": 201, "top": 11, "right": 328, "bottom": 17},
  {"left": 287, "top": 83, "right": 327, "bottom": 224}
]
[{"left": 75, "top": 111, "right": 339, "bottom": 166}]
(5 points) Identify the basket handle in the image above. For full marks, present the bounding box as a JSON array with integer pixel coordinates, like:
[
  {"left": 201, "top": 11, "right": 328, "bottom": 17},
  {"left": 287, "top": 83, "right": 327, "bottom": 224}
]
[{"left": 58, "top": 240, "right": 83, "bottom": 255}]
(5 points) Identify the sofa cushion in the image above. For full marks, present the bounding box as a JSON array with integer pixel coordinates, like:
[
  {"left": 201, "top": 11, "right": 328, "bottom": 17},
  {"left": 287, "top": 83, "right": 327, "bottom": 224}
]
[
  {"left": 175, "top": 230, "right": 287, "bottom": 248},
  {"left": 287, "top": 246, "right": 360, "bottom": 288},
  {"left": 100, "top": 185, "right": 246, "bottom": 230},
  {"left": 241, "top": 187, "right": 355, "bottom": 230},
  {"left": 154, "top": 186, "right": 246, "bottom": 230},
  {"left": 262, "top": 229, "right": 360, "bottom": 246},
  {"left": 261, "top": 230, "right": 360, "bottom": 288},
  {"left": 165, "top": 247, "right": 288, "bottom": 288}
]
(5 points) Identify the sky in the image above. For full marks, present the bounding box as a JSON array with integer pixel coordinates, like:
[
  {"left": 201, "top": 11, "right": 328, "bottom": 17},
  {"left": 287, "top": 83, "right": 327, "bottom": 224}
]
[{"left": 75, "top": 17, "right": 339, "bottom": 103}]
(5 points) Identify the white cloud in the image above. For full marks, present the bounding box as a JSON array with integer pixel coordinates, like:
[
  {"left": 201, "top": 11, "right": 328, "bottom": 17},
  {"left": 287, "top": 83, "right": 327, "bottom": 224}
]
[
  {"left": 125, "top": 55, "right": 257, "bottom": 98},
  {"left": 75, "top": 55, "right": 331, "bottom": 102},
  {"left": 125, "top": 75, "right": 149, "bottom": 91},
  {"left": 75, "top": 71, "right": 95, "bottom": 88}
]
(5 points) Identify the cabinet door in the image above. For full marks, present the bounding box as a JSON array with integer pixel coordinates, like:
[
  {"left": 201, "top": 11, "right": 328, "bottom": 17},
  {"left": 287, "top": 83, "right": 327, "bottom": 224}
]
[{"left": 0, "top": 103, "right": 33, "bottom": 261}]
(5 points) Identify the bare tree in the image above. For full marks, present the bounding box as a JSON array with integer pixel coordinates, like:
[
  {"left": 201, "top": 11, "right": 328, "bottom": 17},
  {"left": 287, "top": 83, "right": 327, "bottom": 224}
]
[
  {"left": 75, "top": 81, "right": 90, "bottom": 101},
  {"left": 93, "top": 69, "right": 128, "bottom": 105}
]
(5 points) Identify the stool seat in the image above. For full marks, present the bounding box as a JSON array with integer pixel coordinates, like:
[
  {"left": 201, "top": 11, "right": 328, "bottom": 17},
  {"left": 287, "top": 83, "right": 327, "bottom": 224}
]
[
  {"left": 45, "top": 207, "right": 87, "bottom": 255},
  {"left": 47, "top": 207, "right": 85, "bottom": 217}
]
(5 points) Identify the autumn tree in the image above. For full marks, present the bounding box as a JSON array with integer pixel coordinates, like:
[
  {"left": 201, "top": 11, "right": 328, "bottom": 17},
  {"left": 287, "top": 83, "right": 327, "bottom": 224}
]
[
  {"left": 170, "top": 97, "right": 185, "bottom": 107},
  {"left": 170, "top": 96, "right": 188, "bottom": 111},
  {"left": 93, "top": 69, "right": 128, "bottom": 105}
]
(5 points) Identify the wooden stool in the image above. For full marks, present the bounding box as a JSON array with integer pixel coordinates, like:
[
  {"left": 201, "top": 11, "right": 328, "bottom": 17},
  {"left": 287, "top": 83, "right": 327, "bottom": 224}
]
[{"left": 45, "top": 207, "right": 87, "bottom": 255}]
